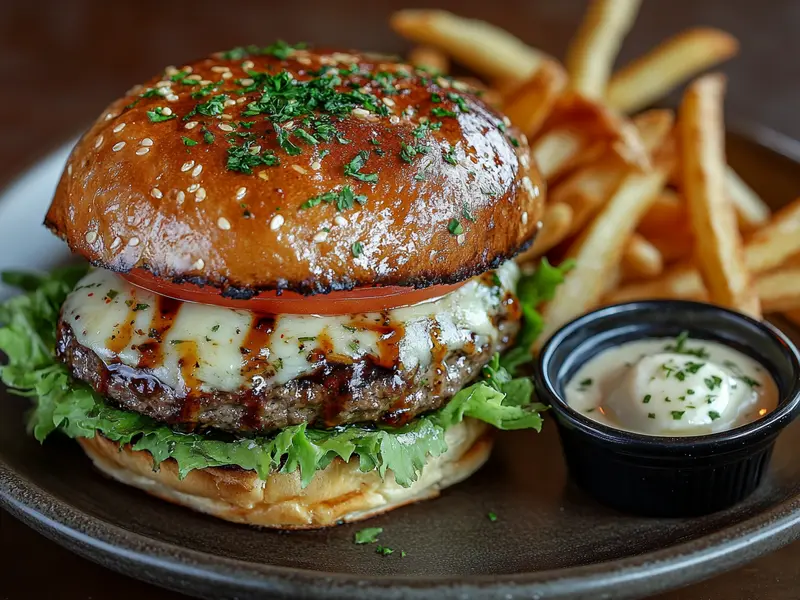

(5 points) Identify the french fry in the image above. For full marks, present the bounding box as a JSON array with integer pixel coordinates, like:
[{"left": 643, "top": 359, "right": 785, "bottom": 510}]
[
  {"left": 390, "top": 10, "right": 546, "bottom": 82},
  {"left": 565, "top": 0, "right": 642, "bottom": 99},
  {"left": 407, "top": 46, "right": 450, "bottom": 74},
  {"left": 755, "top": 267, "right": 800, "bottom": 312},
  {"left": 641, "top": 231, "right": 694, "bottom": 264},
  {"left": 606, "top": 28, "right": 739, "bottom": 113},
  {"left": 638, "top": 189, "right": 687, "bottom": 236},
  {"left": 680, "top": 74, "right": 760, "bottom": 318},
  {"left": 725, "top": 166, "right": 772, "bottom": 231},
  {"left": 605, "top": 263, "right": 708, "bottom": 304},
  {"left": 744, "top": 197, "right": 800, "bottom": 273},
  {"left": 536, "top": 142, "right": 675, "bottom": 346},
  {"left": 531, "top": 130, "right": 600, "bottom": 181},
  {"left": 622, "top": 233, "right": 664, "bottom": 279},
  {"left": 550, "top": 109, "right": 673, "bottom": 234},
  {"left": 518, "top": 202, "right": 574, "bottom": 260},
  {"left": 503, "top": 60, "right": 568, "bottom": 137}
]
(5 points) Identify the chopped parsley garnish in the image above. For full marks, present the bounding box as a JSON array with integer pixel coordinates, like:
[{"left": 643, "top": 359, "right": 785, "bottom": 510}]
[
  {"left": 431, "top": 106, "right": 457, "bottom": 118},
  {"left": 671, "top": 411, "right": 685, "bottom": 420},
  {"left": 643, "top": 394, "right": 652, "bottom": 404},
  {"left": 462, "top": 203, "right": 476, "bottom": 222},
  {"left": 343, "top": 150, "right": 378, "bottom": 183},
  {"left": 399, "top": 142, "right": 428, "bottom": 163},
  {"left": 708, "top": 410, "right": 721, "bottom": 421},
  {"left": 297, "top": 336, "right": 316, "bottom": 343},
  {"left": 202, "top": 128, "right": 215, "bottom": 144},
  {"left": 294, "top": 128, "right": 319, "bottom": 145},
  {"left": 740, "top": 375, "right": 761, "bottom": 389},
  {"left": 348, "top": 340, "right": 360, "bottom": 353},
  {"left": 376, "top": 546, "right": 394, "bottom": 556},
  {"left": 181, "top": 136, "right": 198, "bottom": 147},
  {"left": 684, "top": 361, "right": 705, "bottom": 374},
  {"left": 412, "top": 120, "right": 442, "bottom": 139},
  {"left": 147, "top": 107, "right": 176, "bottom": 123},
  {"left": 105, "top": 290, "right": 119, "bottom": 301},
  {"left": 226, "top": 141, "right": 279, "bottom": 174},
  {"left": 664, "top": 331, "right": 710, "bottom": 359},
  {"left": 169, "top": 339, "right": 188, "bottom": 345},
  {"left": 447, "top": 92, "right": 470, "bottom": 112},
  {"left": 705, "top": 375, "right": 723, "bottom": 390},
  {"left": 351, "top": 241, "right": 363, "bottom": 257},
  {"left": 211, "top": 324, "right": 220, "bottom": 332},
  {"left": 487, "top": 511, "right": 498, "bottom": 522},
  {"left": 579, "top": 378, "right": 593, "bottom": 389},
  {"left": 448, "top": 218, "right": 463, "bottom": 235},
  {"left": 190, "top": 80, "right": 223, "bottom": 99},
  {"left": 353, "top": 527, "right": 382, "bottom": 545},
  {"left": 274, "top": 124, "right": 302, "bottom": 156},
  {"left": 430, "top": 93, "right": 442, "bottom": 103},
  {"left": 648, "top": 413, "right": 656, "bottom": 419},
  {"left": 184, "top": 94, "right": 228, "bottom": 120},
  {"left": 443, "top": 145, "right": 458, "bottom": 165},
  {"left": 300, "top": 185, "right": 366, "bottom": 211},
  {"left": 221, "top": 41, "right": 307, "bottom": 61},
  {"left": 687, "top": 389, "right": 695, "bottom": 395},
  {"left": 128, "top": 302, "right": 149, "bottom": 312},
  {"left": 675, "top": 371, "right": 686, "bottom": 382}
]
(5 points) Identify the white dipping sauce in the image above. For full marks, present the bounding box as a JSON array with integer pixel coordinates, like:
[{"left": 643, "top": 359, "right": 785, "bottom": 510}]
[{"left": 564, "top": 335, "right": 779, "bottom": 436}]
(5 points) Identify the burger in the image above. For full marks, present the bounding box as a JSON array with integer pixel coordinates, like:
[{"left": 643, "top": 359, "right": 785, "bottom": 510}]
[{"left": 0, "top": 42, "right": 562, "bottom": 528}]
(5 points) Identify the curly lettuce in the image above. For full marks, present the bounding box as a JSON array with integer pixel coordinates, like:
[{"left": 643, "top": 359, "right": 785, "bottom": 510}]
[{"left": 0, "top": 260, "right": 567, "bottom": 487}]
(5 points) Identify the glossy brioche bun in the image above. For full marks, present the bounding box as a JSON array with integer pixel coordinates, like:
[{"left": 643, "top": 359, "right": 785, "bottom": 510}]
[
  {"left": 78, "top": 418, "right": 491, "bottom": 529},
  {"left": 45, "top": 47, "right": 543, "bottom": 296}
]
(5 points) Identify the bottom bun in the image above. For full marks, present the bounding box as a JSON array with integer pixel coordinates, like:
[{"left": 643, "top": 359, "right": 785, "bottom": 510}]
[{"left": 78, "top": 418, "right": 493, "bottom": 529}]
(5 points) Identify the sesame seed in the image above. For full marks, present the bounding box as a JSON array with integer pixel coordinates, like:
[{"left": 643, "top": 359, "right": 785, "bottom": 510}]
[
  {"left": 184, "top": 121, "right": 199, "bottom": 130},
  {"left": 176, "top": 191, "right": 186, "bottom": 204},
  {"left": 236, "top": 97, "right": 248, "bottom": 104},
  {"left": 382, "top": 97, "right": 396, "bottom": 107},
  {"left": 334, "top": 215, "right": 347, "bottom": 227},
  {"left": 112, "top": 141, "right": 126, "bottom": 152},
  {"left": 155, "top": 80, "right": 172, "bottom": 88},
  {"left": 291, "top": 165, "right": 308, "bottom": 175},
  {"left": 218, "top": 123, "right": 234, "bottom": 132},
  {"left": 220, "top": 114, "right": 233, "bottom": 121},
  {"left": 128, "top": 237, "right": 140, "bottom": 247},
  {"left": 242, "top": 60, "right": 255, "bottom": 70},
  {"left": 217, "top": 217, "right": 231, "bottom": 230},
  {"left": 419, "top": 116, "right": 429, "bottom": 123},
  {"left": 297, "top": 56, "right": 312, "bottom": 66},
  {"left": 192, "top": 258, "right": 205, "bottom": 270},
  {"left": 258, "top": 171, "right": 268, "bottom": 180},
  {"left": 181, "top": 160, "right": 195, "bottom": 172},
  {"left": 165, "top": 65, "right": 178, "bottom": 76},
  {"left": 240, "top": 78, "right": 255, "bottom": 86},
  {"left": 104, "top": 112, "right": 116, "bottom": 120},
  {"left": 140, "top": 138, "right": 153, "bottom": 147},
  {"left": 166, "top": 93, "right": 179, "bottom": 102},
  {"left": 160, "top": 107, "right": 173, "bottom": 116},
  {"left": 389, "top": 115, "right": 400, "bottom": 124},
  {"left": 235, "top": 187, "right": 247, "bottom": 200},
  {"left": 437, "top": 77, "right": 451, "bottom": 89},
  {"left": 310, "top": 161, "right": 321, "bottom": 171},
  {"left": 313, "top": 231, "right": 329, "bottom": 243},
  {"left": 113, "top": 123, "right": 126, "bottom": 133},
  {"left": 187, "top": 183, "right": 200, "bottom": 193},
  {"left": 186, "top": 74, "right": 202, "bottom": 82},
  {"left": 199, "top": 79, "right": 212, "bottom": 86},
  {"left": 192, "top": 164, "right": 203, "bottom": 177},
  {"left": 521, "top": 211, "right": 528, "bottom": 225},
  {"left": 222, "top": 71, "right": 233, "bottom": 80},
  {"left": 67, "top": 164, "right": 73, "bottom": 176},
  {"left": 94, "top": 136, "right": 104, "bottom": 149},
  {"left": 136, "top": 147, "right": 150, "bottom": 156},
  {"left": 270, "top": 214, "right": 285, "bottom": 230},
  {"left": 457, "top": 234, "right": 466, "bottom": 245},
  {"left": 224, "top": 99, "right": 236, "bottom": 107},
  {"left": 195, "top": 187, "right": 207, "bottom": 201},
  {"left": 283, "top": 121, "right": 295, "bottom": 130},
  {"left": 352, "top": 108, "right": 370, "bottom": 118},
  {"left": 248, "top": 145, "right": 262, "bottom": 154},
  {"left": 85, "top": 231, "right": 98, "bottom": 244},
  {"left": 110, "top": 237, "right": 122, "bottom": 249},
  {"left": 211, "top": 65, "right": 230, "bottom": 73},
  {"left": 151, "top": 188, "right": 163, "bottom": 199},
  {"left": 503, "top": 116, "right": 511, "bottom": 127}
]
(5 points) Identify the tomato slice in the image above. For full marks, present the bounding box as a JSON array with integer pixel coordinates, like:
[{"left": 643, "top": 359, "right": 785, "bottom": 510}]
[{"left": 122, "top": 269, "right": 465, "bottom": 315}]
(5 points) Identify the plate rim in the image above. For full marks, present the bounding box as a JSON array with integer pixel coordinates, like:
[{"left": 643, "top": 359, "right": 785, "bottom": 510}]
[{"left": 2, "top": 122, "right": 800, "bottom": 600}]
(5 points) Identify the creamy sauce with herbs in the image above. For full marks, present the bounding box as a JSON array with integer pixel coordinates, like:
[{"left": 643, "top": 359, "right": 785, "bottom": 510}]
[{"left": 564, "top": 335, "right": 779, "bottom": 436}]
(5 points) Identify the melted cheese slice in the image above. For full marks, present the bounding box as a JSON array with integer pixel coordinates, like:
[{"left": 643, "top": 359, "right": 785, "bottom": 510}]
[{"left": 61, "top": 262, "right": 519, "bottom": 394}]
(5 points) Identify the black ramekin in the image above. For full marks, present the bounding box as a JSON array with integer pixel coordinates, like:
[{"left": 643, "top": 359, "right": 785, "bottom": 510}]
[{"left": 534, "top": 300, "right": 800, "bottom": 517}]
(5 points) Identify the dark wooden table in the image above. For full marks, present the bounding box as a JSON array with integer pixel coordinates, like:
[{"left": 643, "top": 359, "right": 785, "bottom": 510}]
[{"left": 2, "top": 0, "right": 800, "bottom": 598}]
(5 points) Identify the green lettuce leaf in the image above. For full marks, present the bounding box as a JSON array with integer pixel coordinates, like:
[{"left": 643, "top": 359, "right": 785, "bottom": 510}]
[{"left": 0, "top": 264, "right": 556, "bottom": 488}]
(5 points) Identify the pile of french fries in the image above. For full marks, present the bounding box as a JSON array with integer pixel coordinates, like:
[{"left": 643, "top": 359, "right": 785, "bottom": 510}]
[{"left": 391, "top": 1, "right": 800, "bottom": 345}]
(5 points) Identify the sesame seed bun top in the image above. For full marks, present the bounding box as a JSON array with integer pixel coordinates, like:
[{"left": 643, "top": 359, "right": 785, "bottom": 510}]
[{"left": 45, "top": 43, "right": 543, "bottom": 296}]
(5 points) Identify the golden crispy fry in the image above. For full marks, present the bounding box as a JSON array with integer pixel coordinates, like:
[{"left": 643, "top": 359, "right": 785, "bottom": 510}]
[
  {"left": 606, "top": 28, "right": 739, "bottom": 113},
  {"left": 605, "top": 263, "right": 707, "bottom": 304},
  {"left": 725, "top": 166, "right": 772, "bottom": 231},
  {"left": 550, "top": 109, "right": 673, "bottom": 234},
  {"left": 407, "top": 46, "right": 450, "bottom": 74},
  {"left": 641, "top": 231, "right": 694, "bottom": 264},
  {"left": 503, "top": 60, "right": 568, "bottom": 137},
  {"left": 390, "top": 10, "right": 546, "bottom": 82},
  {"left": 531, "top": 130, "right": 600, "bottom": 181},
  {"left": 536, "top": 142, "right": 675, "bottom": 346},
  {"left": 566, "top": 0, "right": 642, "bottom": 99},
  {"left": 744, "top": 197, "right": 800, "bottom": 272},
  {"left": 754, "top": 267, "right": 800, "bottom": 312},
  {"left": 622, "top": 233, "right": 664, "bottom": 280},
  {"left": 517, "top": 202, "right": 574, "bottom": 261},
  {"left": 638, "top": 189, "right": 687, "bottom": 236},
  {"left": 680, "top": 74, "right": 760, "bottom": 318}
]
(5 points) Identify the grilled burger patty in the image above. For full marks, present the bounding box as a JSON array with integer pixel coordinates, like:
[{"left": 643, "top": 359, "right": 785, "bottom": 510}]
[{"left": 56, "top": 264, "right": 521, "bottom": 434}]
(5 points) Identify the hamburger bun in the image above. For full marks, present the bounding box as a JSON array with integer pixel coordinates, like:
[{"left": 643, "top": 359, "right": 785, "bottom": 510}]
[
  {"left": 78, "top": 418, "right": 492, "bottom": 529},
  {"left": 45, "top": 47, "right": 543, "bottom": 296}
]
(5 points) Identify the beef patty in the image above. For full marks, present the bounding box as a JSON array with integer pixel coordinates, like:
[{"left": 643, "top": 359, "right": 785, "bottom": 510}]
[{"left": 56, "top": 313, "right": 519, "bottom": 435}]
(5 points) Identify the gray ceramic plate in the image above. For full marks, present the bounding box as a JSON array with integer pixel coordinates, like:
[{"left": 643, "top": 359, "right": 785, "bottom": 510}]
[{"left": 2, "top": 125, "right": 800, "bottom": 600}]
